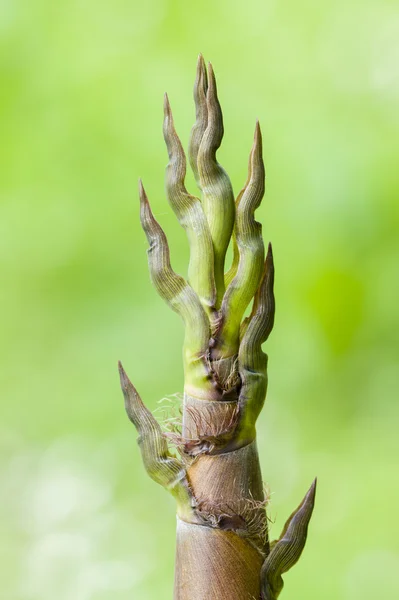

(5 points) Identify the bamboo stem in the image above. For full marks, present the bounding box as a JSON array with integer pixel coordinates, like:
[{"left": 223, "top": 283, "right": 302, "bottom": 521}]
[
  {"left": 119, "top": 54, "right": 316, "bottom": 599},
  {"left": 175, "top": 519, "right": 263, "bottom": 600}
]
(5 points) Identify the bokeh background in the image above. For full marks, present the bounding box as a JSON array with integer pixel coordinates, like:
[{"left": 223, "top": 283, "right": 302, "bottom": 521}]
[{"left": 1, "top": 1, "right": 398, "bottom": 598}]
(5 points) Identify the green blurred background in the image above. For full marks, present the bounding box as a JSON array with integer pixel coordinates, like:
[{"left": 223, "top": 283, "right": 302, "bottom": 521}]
[{"left": 1, "top": 0, "right": 398, "bottom": 598}]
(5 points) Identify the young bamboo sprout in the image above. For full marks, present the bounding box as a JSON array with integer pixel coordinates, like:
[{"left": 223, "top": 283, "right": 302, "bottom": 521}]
[{"left": 119, "top": 54, "right": 316, "bottom": 600}]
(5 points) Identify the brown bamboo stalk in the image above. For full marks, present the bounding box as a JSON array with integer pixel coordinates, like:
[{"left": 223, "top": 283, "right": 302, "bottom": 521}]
[{"left": 119, "top": 55, "right": 316, "bottom": 600}]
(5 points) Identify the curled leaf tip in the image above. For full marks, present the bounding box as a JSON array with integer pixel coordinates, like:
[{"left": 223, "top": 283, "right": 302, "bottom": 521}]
[
  {"left": 118, "top": 362, "right": 141, "bottom": 412},
  {"left": 250, "top": 120, "right": 263, "bottom": 184},
  {"left": 163, "top": 93, "right": 178, "bottom": 158},
  {"left": 138, "top": 181, "right": 164, "bottom": 249},
  {"left": 254, "top": 118, "right": 261, "bottom": 139},
  {"left": 257, "top": 249, "right": 275, "bottom": 343},
  {"left": 205, "top": 62, "right": 219, "bottom": 120},
  {"left": 189, "top": 53, "right": 209, "bottom": 185},
  {"left": 163, "top": 91, "right": 171, "bottom": 115},
  {"left": 309, "top": 476, "right": 317, "bottom": 498},
  {"left": 118, "top": 361, "right": 146, "bottom": 430},
  {"left": 266, "top": 242, "right": 273, "bottom": 268},
  {"left": 118, "top": 360, "right": 129, "bottom": 390},
  {"left": 195, "top": 53, "right": 208, "bottom": 92},
  {"left": 207, "top": 62, "right": 217, "bottom": 99},
  {"left": 277, "top": 477, "right": 316, "bottom": 553},
  {"left": 138, "top": 178, "right": 148, "bottom": 205},
  {"left": 253, "top": 122, "right": 262, "bottom": 163},
  {"left": 197, "top": 52, "right": 205, "bottom": 70}
]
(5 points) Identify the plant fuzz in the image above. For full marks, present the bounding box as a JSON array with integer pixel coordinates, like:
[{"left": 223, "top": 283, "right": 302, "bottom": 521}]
[{"left": 119, "top": 55, "right": 316, "bottom": 600}]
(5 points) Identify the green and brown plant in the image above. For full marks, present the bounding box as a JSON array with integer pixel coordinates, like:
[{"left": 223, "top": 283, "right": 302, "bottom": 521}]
[{"left": 119, "top": 55, "right": 316, "bottom": 600}]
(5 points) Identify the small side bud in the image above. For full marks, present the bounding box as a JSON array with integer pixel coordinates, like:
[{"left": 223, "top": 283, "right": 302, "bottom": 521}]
[
  {"left": 119, "top": 361, "right": 184, "bottom": 489},
  {"left": 260, "top": 479, "right": 317, "bottom": 600},
  {"left": 119, "top": 362, "right": 197, "bottom": 518}
]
